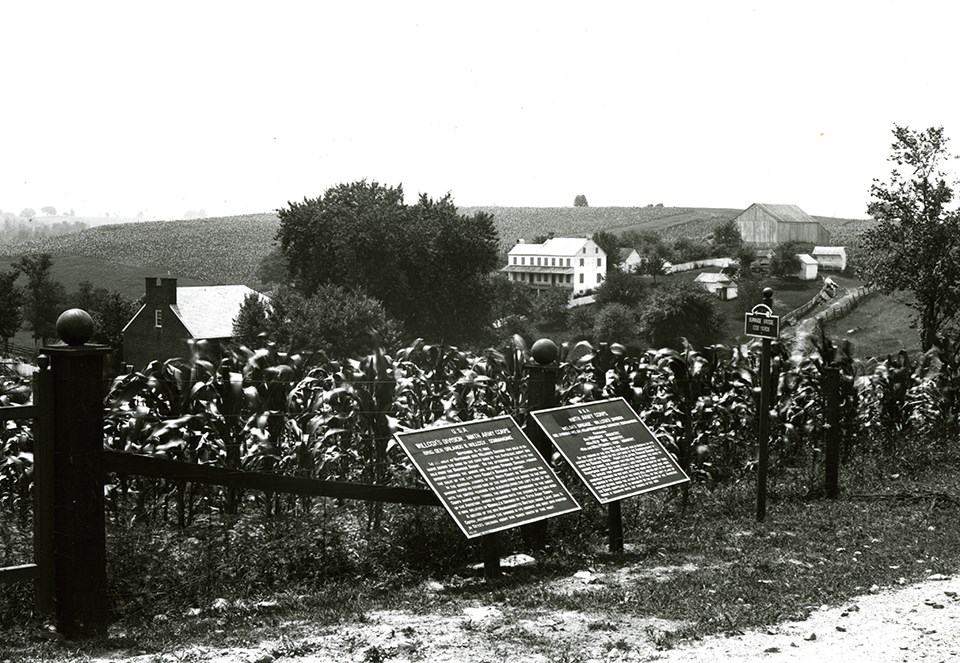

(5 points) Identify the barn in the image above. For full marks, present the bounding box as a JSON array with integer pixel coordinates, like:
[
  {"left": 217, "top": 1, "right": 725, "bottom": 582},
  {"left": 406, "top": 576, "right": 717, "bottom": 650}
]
[{"left": 734, "top": 204, "right": 831, "bottom": 248}]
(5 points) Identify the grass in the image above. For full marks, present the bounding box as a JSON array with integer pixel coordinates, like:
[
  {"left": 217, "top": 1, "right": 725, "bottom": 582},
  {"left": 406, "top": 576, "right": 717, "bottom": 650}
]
[
  {"left": 4, "top": 450, "right": 960, "bottom": 661},
  {"left": 823, "top": 289, "right": 917, "bottom": 360}
]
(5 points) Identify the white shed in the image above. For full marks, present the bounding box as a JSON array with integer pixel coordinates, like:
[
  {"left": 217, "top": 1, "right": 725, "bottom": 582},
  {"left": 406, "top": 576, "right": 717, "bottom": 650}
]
[
  {"left": 812, "top": 246, "right": 847, "bottom": 271},
  {"left": 619, "top": 248, "right": 641, "bottom": 273},
  {"left": 797, "top": 253, "right": 819, "bottom": 281},
  {"left": 694, "top": 272, "right": 739, "bottom": 300}
]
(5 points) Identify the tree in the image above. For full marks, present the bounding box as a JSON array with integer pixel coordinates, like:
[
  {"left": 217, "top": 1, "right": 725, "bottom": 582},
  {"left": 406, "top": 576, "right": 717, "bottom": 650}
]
[
  {"left": 14, "top": 254, "right": 66, "bottom": 344},
  {"left": 489, "top": 274, "right": 533, "bottom": 321},
  {"left": 637, "top": 283, "right": 723, "bottom": 349},
  {"left": 737, "top": 245, "right": 757, "bottom": 274},
  {"left": 275, "top": 181, "right": 500, "bottom": 344},
  {"left": 19, "top": 208, "right": 36, "bottom": 219},
  {"left": 532, "top": 288, "right": 570, "bottom": 330},
  {"left": 768, "top": 241, "right": 802, "bottom": 277},
  {"left": 711, "top": 218, "right": 743, "bottom": 256},
  {"left": 592, "top": 231, "right": 623, "bottom": 271},
  {"left": 91, "top": 292, "right": 138, "bottom": 350},
  {"left": 859, "top": 125, "right": 960, "bottom": 351},
  {"left": 637, "top": 251, "right": 668, "bottom": 284},
  {"left": 671, "top": 237, "right": 711, "bottom": 263},
  {"left": 573, "top": 194, "right": 589, "bottom": 207},
  {"left": 0, "top": 269, "right": 24, "bottom": 353},
  {"left": 232, "top": 292, "right": 272, "bottom": 348},
  {"left": 593, "top": 269, "right": 646, "bottom": 307},
  {"left": 593, "top": 303, "right": 639, "bottom": 344},
  {"left": 41, "top": 206, "right": 57, "bottom": 216},
  {"left": 265, "top": 285, "right": 402, "bottom": 358},
  {"left": 567, "top": 305, "right": 596, "bottom": 339},
  {"left": 255, "top": 247, "right": 289, "bottom": 287}
]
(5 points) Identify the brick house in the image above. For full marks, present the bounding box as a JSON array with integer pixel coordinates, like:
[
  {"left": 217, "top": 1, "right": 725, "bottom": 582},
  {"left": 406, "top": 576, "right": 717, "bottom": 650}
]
[
  {"left": 501, "top": 237, "right": 606, "bottom": 296},
  {"left": 122, "top": 277, "right": 268, "bottom": 369}
]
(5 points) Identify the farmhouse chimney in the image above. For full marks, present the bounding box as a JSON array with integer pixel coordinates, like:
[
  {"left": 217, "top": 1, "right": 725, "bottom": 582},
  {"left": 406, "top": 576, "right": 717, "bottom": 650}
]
[
  {"left": 144, "top": 276, "right": 178, "bottom": 305},
  {"left": 517, "top": 239, "right": 525, "bottom": 244}
]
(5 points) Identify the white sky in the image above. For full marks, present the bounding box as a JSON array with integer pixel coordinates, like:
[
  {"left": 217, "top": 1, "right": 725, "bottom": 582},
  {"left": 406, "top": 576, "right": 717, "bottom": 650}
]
[{"left": 2, "top": 1, "right": 957, "bottom": 220}]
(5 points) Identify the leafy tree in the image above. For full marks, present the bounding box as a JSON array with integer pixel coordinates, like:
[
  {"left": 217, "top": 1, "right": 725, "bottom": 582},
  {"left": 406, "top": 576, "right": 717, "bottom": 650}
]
[
  {"left": 232, "top": 292, "right": 272, "bottom": 348},
  {"left": 711, "top": 218, "right": 743, "bottom": 256},
  {"left": 275, "top": 181, "right": 499, "bottom": 344},
  {"left": 637, "top": 283, "right": 723, "bottom": 349},
  {"left": 573, "top": 194, "right": 589, "bottom": 207},
  {"left": 489, "top": 274, "right": 533, "bottom": 321},
  {"left": 859, "top": 125, "right": 960, "bottom": 351},
  {"left": 41, "top": 206, "right": 57, "bottom": 216},
  {"left": 769, "top": 241, "right": 802, "bottom": 277},
  {"left": 738, "top": 245, "right": 757, "bottom": 274},
  {"left": 531, "top": 232, "right": 555, "bottom": 244},
  {"left": 592, "top": 231, "right": 623, "bottom": 271},
  {"left": 593, "top": 303, "right": 639, "bottom": 344},
  {"left": 255, "top": 246, "right": 289, "bottom": 287},
  {"left": 19, "top": 208, "right": 36, "bottom": 219},
  {"left": 593, "top": 269, "right": 646, "bottom": 307},
  {"left": 72, "top": 280, "right": 109, "bottom": 311},
  {"left": 14, "top": 254, "right": 66, "bottom": 345},
  {"left": 637, "top": 251, "right": 668, "bottom": 284},
  {"left": 91, "top": 292, "right": 138, "bottom": 350},
  {"left": 265, "top": 286, "right": 402, "bottom": 358},
  {"left": 671, "top": 237, "right": 712, "bottom": 263},
  {"left": 0, "top": 269, "right": 24, "bottom": 353},
  {"left": 532, "top": 287, "right": 570, "bottom": 330},
  {"left": 567, "top": 305, "right": 596, "bottom": 339}
]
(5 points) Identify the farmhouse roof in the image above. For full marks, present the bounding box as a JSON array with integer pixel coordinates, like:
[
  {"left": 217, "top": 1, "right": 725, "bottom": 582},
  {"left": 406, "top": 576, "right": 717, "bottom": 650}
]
[
  {"left": 172, "top": 286, "right": 267, "bottom": 339},
  {"left": 618, "top": 247, "right": 639, "bottom": 260},
  {"left": 508, "top": 237, "right": 596, "bottom": 257},
  {"left": 753, "top": 203, "right": 819, "bottom": 224}
]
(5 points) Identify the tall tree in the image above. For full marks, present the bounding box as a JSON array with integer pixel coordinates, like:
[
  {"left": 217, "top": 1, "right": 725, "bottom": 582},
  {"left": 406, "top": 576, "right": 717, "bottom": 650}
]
[
  {"left": 859, "top": 125, "right": 960, "bottom": 351},
  {"left": 768, "top": 241, "right": 802, "bottom": 277},
  {"left": 232, "top": 292, "right": 272, "bottom": 348},
  {"left": 573, "top": 194, "right": 589, "bottom": 207},
  {"left": 275, "top": 181, "right": 499, "bottom": 344},
  {"left": 91, "top": 292, "right": 138, "bottom": 350},
  {"left": 637, "top": 283, "right": 723, "bottom": 349},
  {"left": 710, "top": 218, "right": 743, "bottom": 256},
  {"left": 14, "top": 254, "right": 66, "bottom": 345},
  {"left": 0, "top": 269, "right": 24, "bottom": 353},
  {"left": 592, "top": 231, "right": 623, "bottom": 272},
  {"left": 41, "top": 206, "right": 57, "bottom": 216}
]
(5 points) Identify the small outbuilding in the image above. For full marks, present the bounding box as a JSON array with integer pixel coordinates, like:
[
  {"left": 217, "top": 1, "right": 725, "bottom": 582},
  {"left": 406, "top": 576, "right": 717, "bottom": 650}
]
[
  {"left": 694, "top": 272, "right": 739, "bottom": 300},
  {"left": 618, "top": 247, "right": 641, "bottom": 273},
  {"left": 797, "top": 253, "right": 819, "bottom": 281},
  {"left": 812, "top": 246, "right": 847, "bottom": 271}
]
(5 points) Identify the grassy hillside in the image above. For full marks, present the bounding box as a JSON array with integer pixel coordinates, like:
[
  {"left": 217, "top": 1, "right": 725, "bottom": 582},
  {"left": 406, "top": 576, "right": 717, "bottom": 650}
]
[
  {"left": 822, "top": 289, "right": 917, "bottom": 359},
  {"left": 2, "top": 213, "right": 279, "bottom": 286}
]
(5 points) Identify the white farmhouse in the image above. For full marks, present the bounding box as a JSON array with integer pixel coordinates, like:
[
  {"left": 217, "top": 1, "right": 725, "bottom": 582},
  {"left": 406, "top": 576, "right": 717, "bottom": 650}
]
[
  {"left": 618, "top": 247, "right": 641, "bottom": 273},
  {"left": 502, "top": 237, "right": 606, "bottom": 295}
]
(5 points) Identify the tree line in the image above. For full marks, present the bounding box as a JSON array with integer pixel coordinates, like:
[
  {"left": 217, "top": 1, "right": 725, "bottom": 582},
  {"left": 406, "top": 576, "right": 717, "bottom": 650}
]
[{"left": 0, "top": 254, "right": 138, "bottom": 354}]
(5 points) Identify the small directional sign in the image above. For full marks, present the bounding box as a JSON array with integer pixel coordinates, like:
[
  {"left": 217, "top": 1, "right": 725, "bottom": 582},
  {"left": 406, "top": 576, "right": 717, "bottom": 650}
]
[{"left": 744, "top": 304, "right": 780, "bottom": 340}]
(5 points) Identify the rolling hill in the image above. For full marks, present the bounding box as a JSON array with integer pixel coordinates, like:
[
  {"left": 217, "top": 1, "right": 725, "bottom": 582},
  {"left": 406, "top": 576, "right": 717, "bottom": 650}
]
[{"left": 0, "top": 207, "right": 876, "bottom": 295}]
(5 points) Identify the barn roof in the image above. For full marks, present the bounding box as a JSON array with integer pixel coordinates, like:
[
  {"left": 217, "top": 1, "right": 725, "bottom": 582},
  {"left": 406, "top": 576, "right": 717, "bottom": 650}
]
[
  {"left": 753, "top": 204, "right": 819, "bottom": 224},
  {"left": 174, "top": 285, "right": 268, "bottom": 339}
]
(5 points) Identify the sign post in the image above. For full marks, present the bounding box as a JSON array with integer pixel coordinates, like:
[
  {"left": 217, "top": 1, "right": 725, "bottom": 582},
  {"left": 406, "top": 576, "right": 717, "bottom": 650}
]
[
  {"left": 531, "top": 398, "right": 689, "bottom": 552},
  {"left": 745, "top": 288, "right": 777, "bottom": 522}
]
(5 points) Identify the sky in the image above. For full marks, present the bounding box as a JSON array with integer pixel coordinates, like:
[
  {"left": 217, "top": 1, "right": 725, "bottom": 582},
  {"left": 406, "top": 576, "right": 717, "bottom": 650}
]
[{"left": 2, "top": 1, "right": 958, "bottom": 220}]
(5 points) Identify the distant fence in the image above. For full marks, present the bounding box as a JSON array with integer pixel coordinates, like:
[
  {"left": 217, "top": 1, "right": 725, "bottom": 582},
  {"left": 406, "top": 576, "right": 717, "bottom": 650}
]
[
  {"left": 790, "top": 286, "right": 876, "bottom": 354},
  {"left": 665, "top": 257, "right": 734, "bottom": 274}
]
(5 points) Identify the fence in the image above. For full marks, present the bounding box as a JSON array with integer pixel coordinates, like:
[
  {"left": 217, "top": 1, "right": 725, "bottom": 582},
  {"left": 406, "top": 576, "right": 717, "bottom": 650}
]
[{"left": 0, "top": 320, "right": 566, "bottom": 637}]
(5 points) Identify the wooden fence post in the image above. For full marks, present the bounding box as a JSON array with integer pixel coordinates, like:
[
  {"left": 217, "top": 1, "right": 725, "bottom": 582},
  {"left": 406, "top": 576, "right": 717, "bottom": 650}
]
[
  {"left": 823, "top": 367, "right": 842, "bottom": 498},
  {"left": 32, "top": 355, "right": 55, "bottom": 615},
  {"left": 45, "top": 310, "right": 111, "bottom": 638}
]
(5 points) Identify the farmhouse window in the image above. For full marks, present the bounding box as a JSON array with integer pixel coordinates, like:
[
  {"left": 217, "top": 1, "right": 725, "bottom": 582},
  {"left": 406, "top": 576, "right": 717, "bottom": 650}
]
[
  {"left": 579, "top": 258, "right": 584, "bottom": 266},
  {"left": 537, "top": 257, "right": 542, "bottom": 266},
  {"left": 551, "top": 274, "right": 556, "bottom": 284},
  {"left": 597, "top": 273, "right": 603, "bottom": 283},
  {"left": 597, "top": 258, "right": 602, "bottom": 267},
  {"left": 579, "top": 274, "right": 584, "bottom": 284},
  {"left": 521, "top": 257, "right": 525, "bottom": 265},
  {"left": 154, "top": 309, "right": 162, "bottom": 328},
  {"left": 551, "top": 258, "right": 556, "bottom": 266},
  {"left": 512, "top": 257, "right": 516, "bottom": 265},
  {"left": 566, "top": 274, "right": 572, "bottom": 283},
  {"left": 595, "top": 247, "right": 598, "bottom": 253},
  {"left": 566, "top": 259, "right": 571, "bottom": 266}
]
